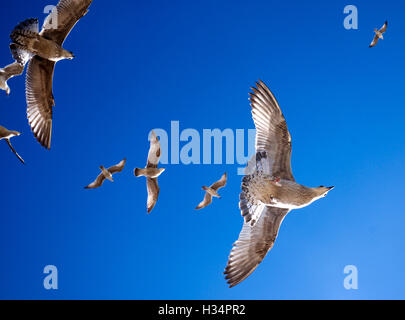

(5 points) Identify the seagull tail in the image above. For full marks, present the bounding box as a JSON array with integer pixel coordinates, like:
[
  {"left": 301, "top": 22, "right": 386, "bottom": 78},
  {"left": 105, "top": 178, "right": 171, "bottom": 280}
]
[{"left": 134, "top": 168, "right": 145, "bottom": 177}]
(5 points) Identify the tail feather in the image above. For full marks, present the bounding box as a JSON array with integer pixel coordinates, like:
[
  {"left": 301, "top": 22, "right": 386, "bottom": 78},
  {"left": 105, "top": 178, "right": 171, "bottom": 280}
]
[{"left": 134, "top": 168, "right": 144, "bottom": 177}]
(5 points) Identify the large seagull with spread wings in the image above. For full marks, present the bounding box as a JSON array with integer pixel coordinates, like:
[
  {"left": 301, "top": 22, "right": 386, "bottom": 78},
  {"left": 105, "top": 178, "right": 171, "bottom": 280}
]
[
  {"left": 224, "top": 81, "right": 334, "bottom": 288},
  {"left": 9, "top": 0, "right": 93, "bottom": 149}
]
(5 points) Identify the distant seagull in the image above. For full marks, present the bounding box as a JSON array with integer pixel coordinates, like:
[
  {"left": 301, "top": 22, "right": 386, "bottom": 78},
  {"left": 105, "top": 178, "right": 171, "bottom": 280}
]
[
  {"left": 9, "top": 0, "right": 93, "bottom": 149},
  {"left": 0, "top": 61, "right": 25, "bottom": 95},
  {"left": 195, "top": 173, "right": 227, "bottom": 210},
  {"left": 0, "top": 125, "right": 25, "bottom": 164},
  {"left": 369, "top": 21, "right": 388, "bottom": 48},
  {"left": 224, "top": 80, "right": 334, "bottom": 288},
  {"left": 134, "top": 131, "right": 166, "bottom": 214},
  {"left": 84, "top": 159, "right": 126, "bottom": 189}
]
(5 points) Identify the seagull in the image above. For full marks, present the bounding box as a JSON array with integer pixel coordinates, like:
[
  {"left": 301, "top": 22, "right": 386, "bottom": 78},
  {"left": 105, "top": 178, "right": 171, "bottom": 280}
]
[
  {"left": 0, "top": 61, "right": 25, "bottom": 95},
  {"left": 369, "top": 21, "right": 388, "bottom": 48},
  {"left": 195, "top": 173, "right": 227, "bottom": 210},
  {"left": 134, "top": 131, "right": 166, "bottom": 214},
  {"left": 84, "top": 159, "right": 126, "bottom": 189},
  {"left": 9, "top": 0, "right": 93, "bottom": 149},
  {"left": 224, "top": 80, "right": 334, "bottom": 288},
  {"left": 0, "top": 125, "right": 25, "bottom": 164}
]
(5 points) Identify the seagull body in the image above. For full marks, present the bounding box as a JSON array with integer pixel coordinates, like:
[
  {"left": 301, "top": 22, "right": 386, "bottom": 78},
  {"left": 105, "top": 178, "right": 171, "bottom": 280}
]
[
  {"left": 135, "top": 131, "right": 165, "bottom": 214},
  {"left": 134, "top": 168, "right": 165, "bottom": 179},
  {"left": 224, "top": 81, "right": 333, "bottom": 288},
  {"left": 85, "top": 159, "right": 126, "bottom": 189},
  {"left": 100, "top": 166, "right": 114, "bottom": 182},
  {"left": 0, "top": 125, "right": 25, "bottom": 164},
  {"left": 0, "top": 62, "right": 25, "bottom": 95},
  {"left": 9, "top": 0, "right": 93, "bottom": 149},
  {"left": 369, "top": 21, "right": 388, "bottom": 48},
  {"left": 195, "top": 173, "right": 227, "bottom": 210},
  {"left": 203, "top": 186, "right": 221, "bottom": 198}
]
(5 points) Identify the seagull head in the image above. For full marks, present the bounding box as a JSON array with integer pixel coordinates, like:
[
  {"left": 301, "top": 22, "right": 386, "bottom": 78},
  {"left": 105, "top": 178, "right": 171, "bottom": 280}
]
[
  {"left": 62, "top": 50, "right": 75, "bottom": 60},
  {"left": 317, "top": 186, "right": 335, "bottom": 198}
]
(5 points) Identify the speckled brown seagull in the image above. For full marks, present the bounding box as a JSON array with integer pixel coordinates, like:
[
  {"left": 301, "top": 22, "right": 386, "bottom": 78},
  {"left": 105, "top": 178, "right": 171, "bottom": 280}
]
[
  {"left": 0, "top": 61, "right": 25, "bottom": 95},
  {"left": 84, "top": 159, "right": 126, "bottom": 189},
  {"left": 224, "top": 80, "right": 334, "bottom": 288},
  {"left": 134, "top": 131, "right": 166, "bottom": 214},
  {"left": 369, "top": 21, "right": 388, "bottom": 48},
  {"left": 195, "top": 173, "right": 227, "bottom": 210},
  {"left": 0, "top": 125, "right": 25, "bottom": 164},
  {"left": 9, "top": 0, "right": 93, "bottom": 149}
]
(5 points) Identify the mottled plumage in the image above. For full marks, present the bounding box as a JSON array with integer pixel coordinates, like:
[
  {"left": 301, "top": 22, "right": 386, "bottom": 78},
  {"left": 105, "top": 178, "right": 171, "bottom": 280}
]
[
  {"left": 9, "top": 0, "right": 93, "bottom": 149},
  {"left": 224, "top": 80, "right": 334, "bottom": 288}
]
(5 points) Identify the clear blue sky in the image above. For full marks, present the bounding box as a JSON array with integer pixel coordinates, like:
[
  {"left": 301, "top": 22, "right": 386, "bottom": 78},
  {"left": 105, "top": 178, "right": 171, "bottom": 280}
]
[{"left": 0, "top": 0, "right": 404, "bottom": 299}]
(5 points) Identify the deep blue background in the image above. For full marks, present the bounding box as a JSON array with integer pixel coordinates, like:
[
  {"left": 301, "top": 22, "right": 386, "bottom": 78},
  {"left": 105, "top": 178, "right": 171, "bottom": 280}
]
[{"left": 0, "top": 0, "right": 404, "bottom": 299}]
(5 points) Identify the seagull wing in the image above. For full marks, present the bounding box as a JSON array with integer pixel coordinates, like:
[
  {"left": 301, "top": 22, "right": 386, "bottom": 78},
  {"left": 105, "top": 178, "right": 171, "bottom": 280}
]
[
  {"left": 40, "top": 0, "right": 93, "bottom": 45},
  {"left": 108, "top": 158, "right": 126, "bottom": 174},
  {"left": 369, "top": 34, "right": 380, "bottom": 48},
  {"left": 1, "top": 61, "right": 24, "bottom": 80},
  {"left": 146, "top": 177, "right": 160, "bottom": 214},
  {"left": 249, "top": 80, "right": 294, "bottom": 181},
  {"left": 5, "top": 139, "right": 25, "bottom": 164},
  {"left": 210, "top": 172, "right": 227, "bottom": 191},
  {"left": 195, "top": 192, "right": 213, "bottom": 210},
  {"left": 224, "top": 207, "right": 289, "bottom": 288},
  {"left": 379, "top": 21, "right": 388, "bottom": 34},
  {"left": 146, "top": 131, "right": 161, "bottom": 168},
  {"left": 85, "top": 172, "right": 106, "bottom": 189},
  {"left": 26, "top": 56, "right": 54, "bottom": 150}
]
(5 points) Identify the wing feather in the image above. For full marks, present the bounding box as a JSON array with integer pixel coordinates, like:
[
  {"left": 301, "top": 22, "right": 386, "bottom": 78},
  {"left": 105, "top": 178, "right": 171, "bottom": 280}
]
[
  {"left": 41, "top": 0, "right": 93, "bottom": 45},
  {"left": 146, "top": 131, "right": 161, "bottom": 168},
  {"left": 369, "top": 34, "right": 379, "bottom": 48},
  {"left": 5, "top": 139, "right": 25, "bottom": 164},
  {"left": 210, "top": 172, "right": 227, "bottom": 190},
  {"left": 85, "top": 173, "right": 106, "bottom": 189},
  {"left": 195, "top": 193, "right": 212, "bottom": 210},
  {"left": 224, "top": 207, "right": 289, "bottom": 288},
  {"left": 108, "top": 158, "right": 126, "bottom": 174},
  {"left": 146, "top": 178, "right": 160, "bottom": 213},
  {"left": 26, "top": 57, "right": 55, "bottom": 150},
  {"left": 379, "top": 21, "right": 388, "bottom": 33},
  {"left": 249, "top": 81, "right": 294, "bottom": 181},
  {"left": 1, "top": 61, "right": 24, "bottom": 79}
]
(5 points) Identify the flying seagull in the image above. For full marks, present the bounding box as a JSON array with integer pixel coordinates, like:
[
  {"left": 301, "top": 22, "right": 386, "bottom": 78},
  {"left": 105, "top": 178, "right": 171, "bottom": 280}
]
[
  {"left": 9, "top": 0, "right": 93, "bottom": 149},
  {"left": 0, "top": 61, "right": 25, "bottom": 95},
  {"left": 84, "top": 158, "right": 126, "bottom": 189},
  {"left": 224, "top": 80, "right": 334, "bottom": 288},
  {"left": 369, "top": 21, "right": 388, "bottom": 48},
  {"left": 195, "top": 173, "right": 227, "bottom": 210},
  {"left": 134, "top": 131, "right": 166, "bottom": 214},
  {"left": 0, "top": 125, "right": 25, "bottom": 164}
]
